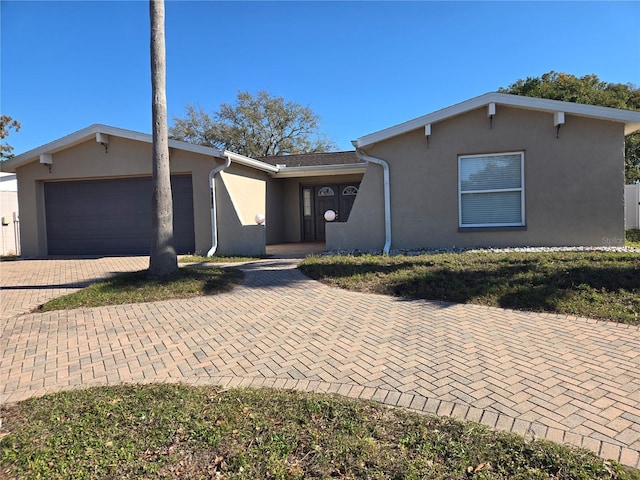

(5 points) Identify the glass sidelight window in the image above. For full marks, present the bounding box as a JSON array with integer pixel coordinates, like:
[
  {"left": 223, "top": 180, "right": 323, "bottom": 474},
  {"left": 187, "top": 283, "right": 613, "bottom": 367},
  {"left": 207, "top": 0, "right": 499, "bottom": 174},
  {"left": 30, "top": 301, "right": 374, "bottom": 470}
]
[{"left": 303, "top": 188, "right": 312, "bottom": 216}]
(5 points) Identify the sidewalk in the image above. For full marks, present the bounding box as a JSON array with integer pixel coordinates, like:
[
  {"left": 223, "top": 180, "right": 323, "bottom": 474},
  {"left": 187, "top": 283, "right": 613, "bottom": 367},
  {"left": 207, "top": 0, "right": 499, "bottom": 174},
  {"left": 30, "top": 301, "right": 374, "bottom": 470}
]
[{"left": 1, "top": 255, "right": 639, "bottom": 468}]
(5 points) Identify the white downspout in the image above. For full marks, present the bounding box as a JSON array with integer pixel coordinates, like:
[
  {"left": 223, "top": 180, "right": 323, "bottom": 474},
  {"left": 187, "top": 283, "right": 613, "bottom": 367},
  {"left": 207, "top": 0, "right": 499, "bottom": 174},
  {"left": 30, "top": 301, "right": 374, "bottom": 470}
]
[
  {"left": 207, "top": 154, "right": 231, "bottom": 257},
  {"left": 352, "top": 145, "right": 391, "bottom": 254},
  {"left": 207, "top": 149, "right": 275, "bottom": 257}
]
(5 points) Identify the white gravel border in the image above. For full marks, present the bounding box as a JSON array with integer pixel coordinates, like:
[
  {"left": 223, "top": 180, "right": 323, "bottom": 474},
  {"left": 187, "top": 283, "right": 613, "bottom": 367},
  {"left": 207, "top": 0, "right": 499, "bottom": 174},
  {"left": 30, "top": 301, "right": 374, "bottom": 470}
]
[{"left": 321, "top": 245, "right": 640, "bottom": 257}]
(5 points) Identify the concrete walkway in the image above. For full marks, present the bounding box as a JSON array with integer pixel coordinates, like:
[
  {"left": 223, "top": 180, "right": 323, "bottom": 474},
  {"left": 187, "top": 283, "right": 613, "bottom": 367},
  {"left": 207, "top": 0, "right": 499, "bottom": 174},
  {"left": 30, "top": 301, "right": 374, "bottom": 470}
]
[{"left": 1, "top": 253, "right": 639, "bottom": 469}]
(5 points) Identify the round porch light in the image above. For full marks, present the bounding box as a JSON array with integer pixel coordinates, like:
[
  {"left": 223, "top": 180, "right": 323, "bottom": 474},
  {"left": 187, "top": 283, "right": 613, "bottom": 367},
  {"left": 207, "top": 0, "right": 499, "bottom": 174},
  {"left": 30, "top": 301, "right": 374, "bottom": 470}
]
[
  {"left": 255, "top": 213, "right": 265, "bottom": 225},
  {"left": 324, "top": 210, "right": 336, "bottom": 222}
]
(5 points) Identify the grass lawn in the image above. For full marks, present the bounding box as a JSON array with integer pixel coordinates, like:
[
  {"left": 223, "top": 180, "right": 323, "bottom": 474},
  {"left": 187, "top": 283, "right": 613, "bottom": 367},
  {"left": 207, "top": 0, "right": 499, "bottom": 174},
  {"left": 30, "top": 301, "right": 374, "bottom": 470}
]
[
  {"left": 1, "top": 384, "right": 637, "bottom": 480},
  {"left": 179, "top": 254, "right": 265, "bottom": 263},
  {"left": 628, "top": 230, "right": 640, "bottom": 248},
  {"left": 299, "top": 251, "right": 640, "bottom": 325},
  {"left": 36, "top": 266, "right": 243, "bottom": 312}
]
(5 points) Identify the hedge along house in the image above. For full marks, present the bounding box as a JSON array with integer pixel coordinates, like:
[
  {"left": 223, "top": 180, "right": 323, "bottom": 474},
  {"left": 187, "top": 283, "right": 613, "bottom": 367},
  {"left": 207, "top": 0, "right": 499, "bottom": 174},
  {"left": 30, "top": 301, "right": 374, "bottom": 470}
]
[
  {"left": 327, "top": 92, "right": 640, "bottom": 253},
  {"left": 1, "top": 124, "right": 366, "bottom": 257}
]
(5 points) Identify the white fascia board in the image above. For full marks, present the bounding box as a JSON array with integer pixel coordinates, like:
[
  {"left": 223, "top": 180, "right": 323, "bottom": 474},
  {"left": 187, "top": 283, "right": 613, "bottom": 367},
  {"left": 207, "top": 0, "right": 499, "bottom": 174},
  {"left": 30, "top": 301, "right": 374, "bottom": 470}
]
[
  {"left": 354, "top": 93, "right": 497, "bottom": 148},
  {"left": 223, "top": 150, "right": 280, "bottom": 173},
  {"left": 1, "top": 124, "right": 231, "bottom": 173},
  {"left": 489, "top": 93, "right": 640, "bottom": 134},
  {"left": 353, "top": 92, "right": 640, "bottom": 147},
  {"left": 95, "top": 124, "right": 228, "bottom": 158},
  {"left": 2, "top": 124, "right": 107, "bottom": 172},
  {"left": 1, "top": 123, "right": 280, "bottom": 175},
  {"left": 271, "top": 163, "right": 367, "bottom": 178},
  {"left": 0, "top": 162, "right": 18, "bottom": 173}
]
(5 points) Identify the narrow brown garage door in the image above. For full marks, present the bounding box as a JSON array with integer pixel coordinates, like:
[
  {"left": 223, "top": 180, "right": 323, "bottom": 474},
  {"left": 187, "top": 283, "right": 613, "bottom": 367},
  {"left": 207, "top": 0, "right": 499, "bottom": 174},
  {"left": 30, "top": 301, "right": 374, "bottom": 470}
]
[{"left": 44, "top": 175, "right": 195, "bottom": 255}]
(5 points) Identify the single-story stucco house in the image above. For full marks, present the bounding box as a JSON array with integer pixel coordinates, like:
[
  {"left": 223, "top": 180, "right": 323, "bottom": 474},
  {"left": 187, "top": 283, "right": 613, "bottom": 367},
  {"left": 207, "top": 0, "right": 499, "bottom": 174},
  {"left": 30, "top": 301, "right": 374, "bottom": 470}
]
[
  {"left": 3, "top": 92, "right": 640, "bottom": 257},
  {"left": 1, "top": 125, "right": 365, "bottom": 257}
]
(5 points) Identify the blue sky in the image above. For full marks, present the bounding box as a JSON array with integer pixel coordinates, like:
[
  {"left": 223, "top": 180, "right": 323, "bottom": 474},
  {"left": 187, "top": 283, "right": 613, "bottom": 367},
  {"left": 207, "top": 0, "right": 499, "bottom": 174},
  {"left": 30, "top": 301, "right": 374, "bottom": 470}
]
[{"left": 2, "top": 1, "right": 639, "bottom": 155}]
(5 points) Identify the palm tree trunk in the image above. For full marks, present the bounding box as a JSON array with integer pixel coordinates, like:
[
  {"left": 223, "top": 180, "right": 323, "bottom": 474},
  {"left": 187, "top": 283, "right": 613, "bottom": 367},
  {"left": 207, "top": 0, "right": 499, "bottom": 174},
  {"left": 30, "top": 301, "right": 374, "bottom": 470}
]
[{"left": 148, "top": 0, "right": 178, "bottom": 277}]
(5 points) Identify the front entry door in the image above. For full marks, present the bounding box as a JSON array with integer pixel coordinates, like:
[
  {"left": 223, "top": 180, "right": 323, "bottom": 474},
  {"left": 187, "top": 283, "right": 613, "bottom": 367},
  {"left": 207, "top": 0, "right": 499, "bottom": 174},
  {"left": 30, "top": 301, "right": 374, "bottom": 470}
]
[
  {"left": 302, "top": 183, "right": 360, "bottom": 241},
  {"left": 315, "top": 186, "right": 339, "bottom": 240}
]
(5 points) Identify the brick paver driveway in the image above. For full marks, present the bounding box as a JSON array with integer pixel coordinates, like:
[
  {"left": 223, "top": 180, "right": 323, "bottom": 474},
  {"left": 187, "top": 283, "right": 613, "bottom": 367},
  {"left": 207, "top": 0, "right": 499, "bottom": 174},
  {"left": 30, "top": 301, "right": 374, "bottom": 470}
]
[{"left": 1, "top": 254, "right": 639, "bottom": 468}]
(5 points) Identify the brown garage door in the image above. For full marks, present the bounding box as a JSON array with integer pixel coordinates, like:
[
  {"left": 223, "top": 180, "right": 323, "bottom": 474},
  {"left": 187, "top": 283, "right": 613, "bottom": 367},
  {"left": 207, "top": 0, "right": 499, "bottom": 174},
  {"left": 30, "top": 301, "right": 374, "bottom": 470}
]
[{"left": 44, "top": 175, "right": 195, "bottom": 255}]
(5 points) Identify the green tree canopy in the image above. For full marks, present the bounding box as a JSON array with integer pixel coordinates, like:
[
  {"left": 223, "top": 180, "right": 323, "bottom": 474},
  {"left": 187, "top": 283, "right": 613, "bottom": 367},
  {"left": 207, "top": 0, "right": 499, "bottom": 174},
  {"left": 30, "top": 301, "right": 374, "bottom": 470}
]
[
  {"left": 170, "top": 90, "right": 336, "bottom": 158},
  {"left": 499, "top": 71, "right": 640, "bottom": 183},
  {"left": 0, "top": 115, "right": 21, "bottom": 161}
]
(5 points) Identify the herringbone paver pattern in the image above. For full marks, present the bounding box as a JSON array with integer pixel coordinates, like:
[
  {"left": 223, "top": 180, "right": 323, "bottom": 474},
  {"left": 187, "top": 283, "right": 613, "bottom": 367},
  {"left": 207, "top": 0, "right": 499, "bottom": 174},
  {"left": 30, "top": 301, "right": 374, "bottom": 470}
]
[
  {"left": 1, "top": 254, "right": 639, "bottom": 468},
  {"left": 0, "top": 256, "right": 149, "bottom": 319}
]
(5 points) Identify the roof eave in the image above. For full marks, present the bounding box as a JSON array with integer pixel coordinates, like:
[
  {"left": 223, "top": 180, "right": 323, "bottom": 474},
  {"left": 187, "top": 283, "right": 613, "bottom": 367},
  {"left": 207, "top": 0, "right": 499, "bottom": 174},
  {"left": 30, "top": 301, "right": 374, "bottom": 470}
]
[
  {"left": 223, "top": 150, "right": 280, "bottom": 173},
  {"left": 1, "top": 124, "right": 107, "bottom": 173},
  {"left": 353, "top": 92, "right": 640, "bottom": 148},
  {"left": 0, "top": 124, "right": 277, "bottom": 174},
  {"left": 271, "top": 163, "right": 367, "bottom": 178}
]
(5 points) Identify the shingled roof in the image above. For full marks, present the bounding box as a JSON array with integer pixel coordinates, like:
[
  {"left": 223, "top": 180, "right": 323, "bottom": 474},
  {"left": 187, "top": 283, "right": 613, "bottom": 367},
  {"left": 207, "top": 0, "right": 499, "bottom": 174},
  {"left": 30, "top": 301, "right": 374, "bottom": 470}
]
[{"left": 258, "top": 151, "right": 364, "bottom": 167}]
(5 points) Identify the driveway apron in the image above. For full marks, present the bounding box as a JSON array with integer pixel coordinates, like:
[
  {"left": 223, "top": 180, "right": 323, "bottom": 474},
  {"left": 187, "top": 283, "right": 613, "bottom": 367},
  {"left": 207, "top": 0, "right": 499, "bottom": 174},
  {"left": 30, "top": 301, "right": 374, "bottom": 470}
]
[{"left": 1, "top": 255, "right": 639, "bottom": 468}]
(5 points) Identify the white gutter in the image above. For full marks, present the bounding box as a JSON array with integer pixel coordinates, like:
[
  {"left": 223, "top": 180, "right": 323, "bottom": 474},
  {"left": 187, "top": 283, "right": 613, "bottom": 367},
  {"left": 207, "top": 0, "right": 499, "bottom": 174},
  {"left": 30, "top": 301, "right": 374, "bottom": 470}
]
[
  {"left": 207, "top": 154, "right": 232, "bottom": 256},
  {"left": 352, "top": 144, "right": 391, "bottom": 254},
  {"left": 272, "top": 163, "right": 367, "bottom": 178},
  {"left": 223, "top": 150, "right": 279, "bottom": 173}
]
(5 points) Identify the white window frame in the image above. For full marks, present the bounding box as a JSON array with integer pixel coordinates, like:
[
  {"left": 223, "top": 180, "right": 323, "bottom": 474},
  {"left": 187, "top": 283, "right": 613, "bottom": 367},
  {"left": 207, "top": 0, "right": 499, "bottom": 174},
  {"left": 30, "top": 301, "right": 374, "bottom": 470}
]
[{"left": 458, "top": 151, "right": 525, "bottom": 228}]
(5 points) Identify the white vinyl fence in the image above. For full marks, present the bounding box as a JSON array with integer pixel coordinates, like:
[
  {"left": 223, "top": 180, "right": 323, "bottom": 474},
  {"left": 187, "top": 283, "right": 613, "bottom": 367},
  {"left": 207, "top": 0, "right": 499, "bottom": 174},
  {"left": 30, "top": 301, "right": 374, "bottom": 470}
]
[
  {"left": 626, "top": 184, "right": 640, "bottom": 230},
  {"left": 0, "top": 173, "right": 20, "bottom": 256}
]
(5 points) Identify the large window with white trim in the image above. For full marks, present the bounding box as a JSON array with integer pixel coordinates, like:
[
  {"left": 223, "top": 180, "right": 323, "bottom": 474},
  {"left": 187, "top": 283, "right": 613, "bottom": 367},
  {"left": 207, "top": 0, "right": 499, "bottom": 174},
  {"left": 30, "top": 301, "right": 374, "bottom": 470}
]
[{"left": 458, "top": 152, "right": 525, "bottom": 227}]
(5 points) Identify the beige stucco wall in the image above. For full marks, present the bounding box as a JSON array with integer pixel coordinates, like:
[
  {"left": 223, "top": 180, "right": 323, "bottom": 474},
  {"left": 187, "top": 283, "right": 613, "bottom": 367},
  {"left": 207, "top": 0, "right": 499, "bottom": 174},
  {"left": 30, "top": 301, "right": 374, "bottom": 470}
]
[
  {"left": 219, "top": 167, "right": 266, "bottom": 225},
  {"left": 326, "top": 165, "right": 385, "bottom": 251},
  {"left": 15, "top": 136, "right": 268, "bottom": 257},
  {"left": 329, "top": 106, "right": 626, "bottom": 251},
  {"left": 215, "top": 164, "right": 268, "bottom": 256}
]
